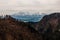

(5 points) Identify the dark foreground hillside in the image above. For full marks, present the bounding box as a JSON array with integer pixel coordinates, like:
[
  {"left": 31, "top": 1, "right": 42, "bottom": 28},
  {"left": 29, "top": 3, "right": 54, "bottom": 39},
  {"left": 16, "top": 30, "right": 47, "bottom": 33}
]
[
  {"left": 0, "top": 13, "right": 60, "bottom": 40},
  {"left": 0, "top": 15, "right": 42, "bottom": 40}
]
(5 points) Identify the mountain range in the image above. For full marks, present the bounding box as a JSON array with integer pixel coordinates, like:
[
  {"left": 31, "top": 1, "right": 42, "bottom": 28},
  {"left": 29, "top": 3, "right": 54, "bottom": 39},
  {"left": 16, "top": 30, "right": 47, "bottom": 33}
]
[
  {"left": 0, "top": 12, "right": 60, "bottom": 40},
  {"left": 11, "top": 14, "right": 44, "bottom": 22}
]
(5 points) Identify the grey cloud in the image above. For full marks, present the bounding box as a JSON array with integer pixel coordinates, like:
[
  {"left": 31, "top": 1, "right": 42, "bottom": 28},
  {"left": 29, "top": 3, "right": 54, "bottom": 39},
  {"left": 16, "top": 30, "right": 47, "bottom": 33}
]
[{"left": 0, "top": 0, "right": 60, "bottom": 15}]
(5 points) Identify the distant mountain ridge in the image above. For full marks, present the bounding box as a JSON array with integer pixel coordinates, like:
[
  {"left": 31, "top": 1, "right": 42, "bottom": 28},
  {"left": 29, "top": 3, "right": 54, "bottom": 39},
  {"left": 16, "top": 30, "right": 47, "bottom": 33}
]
[
  {"left": 11, "top": 14, "right": 44, "bottom": 22},
  {"left": 0, "top": 12, "right": 47, "bottom": 22}
]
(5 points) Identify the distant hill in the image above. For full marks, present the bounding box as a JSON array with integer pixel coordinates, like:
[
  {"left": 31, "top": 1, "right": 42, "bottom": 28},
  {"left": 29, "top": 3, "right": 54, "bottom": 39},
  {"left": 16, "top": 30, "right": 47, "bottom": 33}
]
[{"left": 11, "top": 14, "right": 44, "bottom": 22}]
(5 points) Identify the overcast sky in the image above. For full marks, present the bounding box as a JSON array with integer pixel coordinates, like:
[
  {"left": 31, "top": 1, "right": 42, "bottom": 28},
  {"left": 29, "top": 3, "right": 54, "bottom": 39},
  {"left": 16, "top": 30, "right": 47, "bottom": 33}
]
[{"left": 0, "top": 0, "right": 60, "bottom": 15}]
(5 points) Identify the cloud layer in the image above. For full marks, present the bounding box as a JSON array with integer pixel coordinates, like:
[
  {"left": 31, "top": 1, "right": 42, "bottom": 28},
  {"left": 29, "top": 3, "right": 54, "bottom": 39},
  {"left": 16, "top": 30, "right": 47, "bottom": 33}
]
[{"left": 0, "top": 0, "right": 60, "bottom": 15}]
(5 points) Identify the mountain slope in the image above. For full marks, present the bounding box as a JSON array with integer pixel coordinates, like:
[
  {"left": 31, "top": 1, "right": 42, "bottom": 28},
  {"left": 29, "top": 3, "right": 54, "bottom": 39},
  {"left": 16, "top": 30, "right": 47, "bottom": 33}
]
[
  {"left": 0, "top": 15, "right": 42, "bottom": 40},
  {"left": 37, "top": 13, "right": 60, "bottom": 40},
  {"left": 0, "top": 13, "right": 60, "bottom": 40}
]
